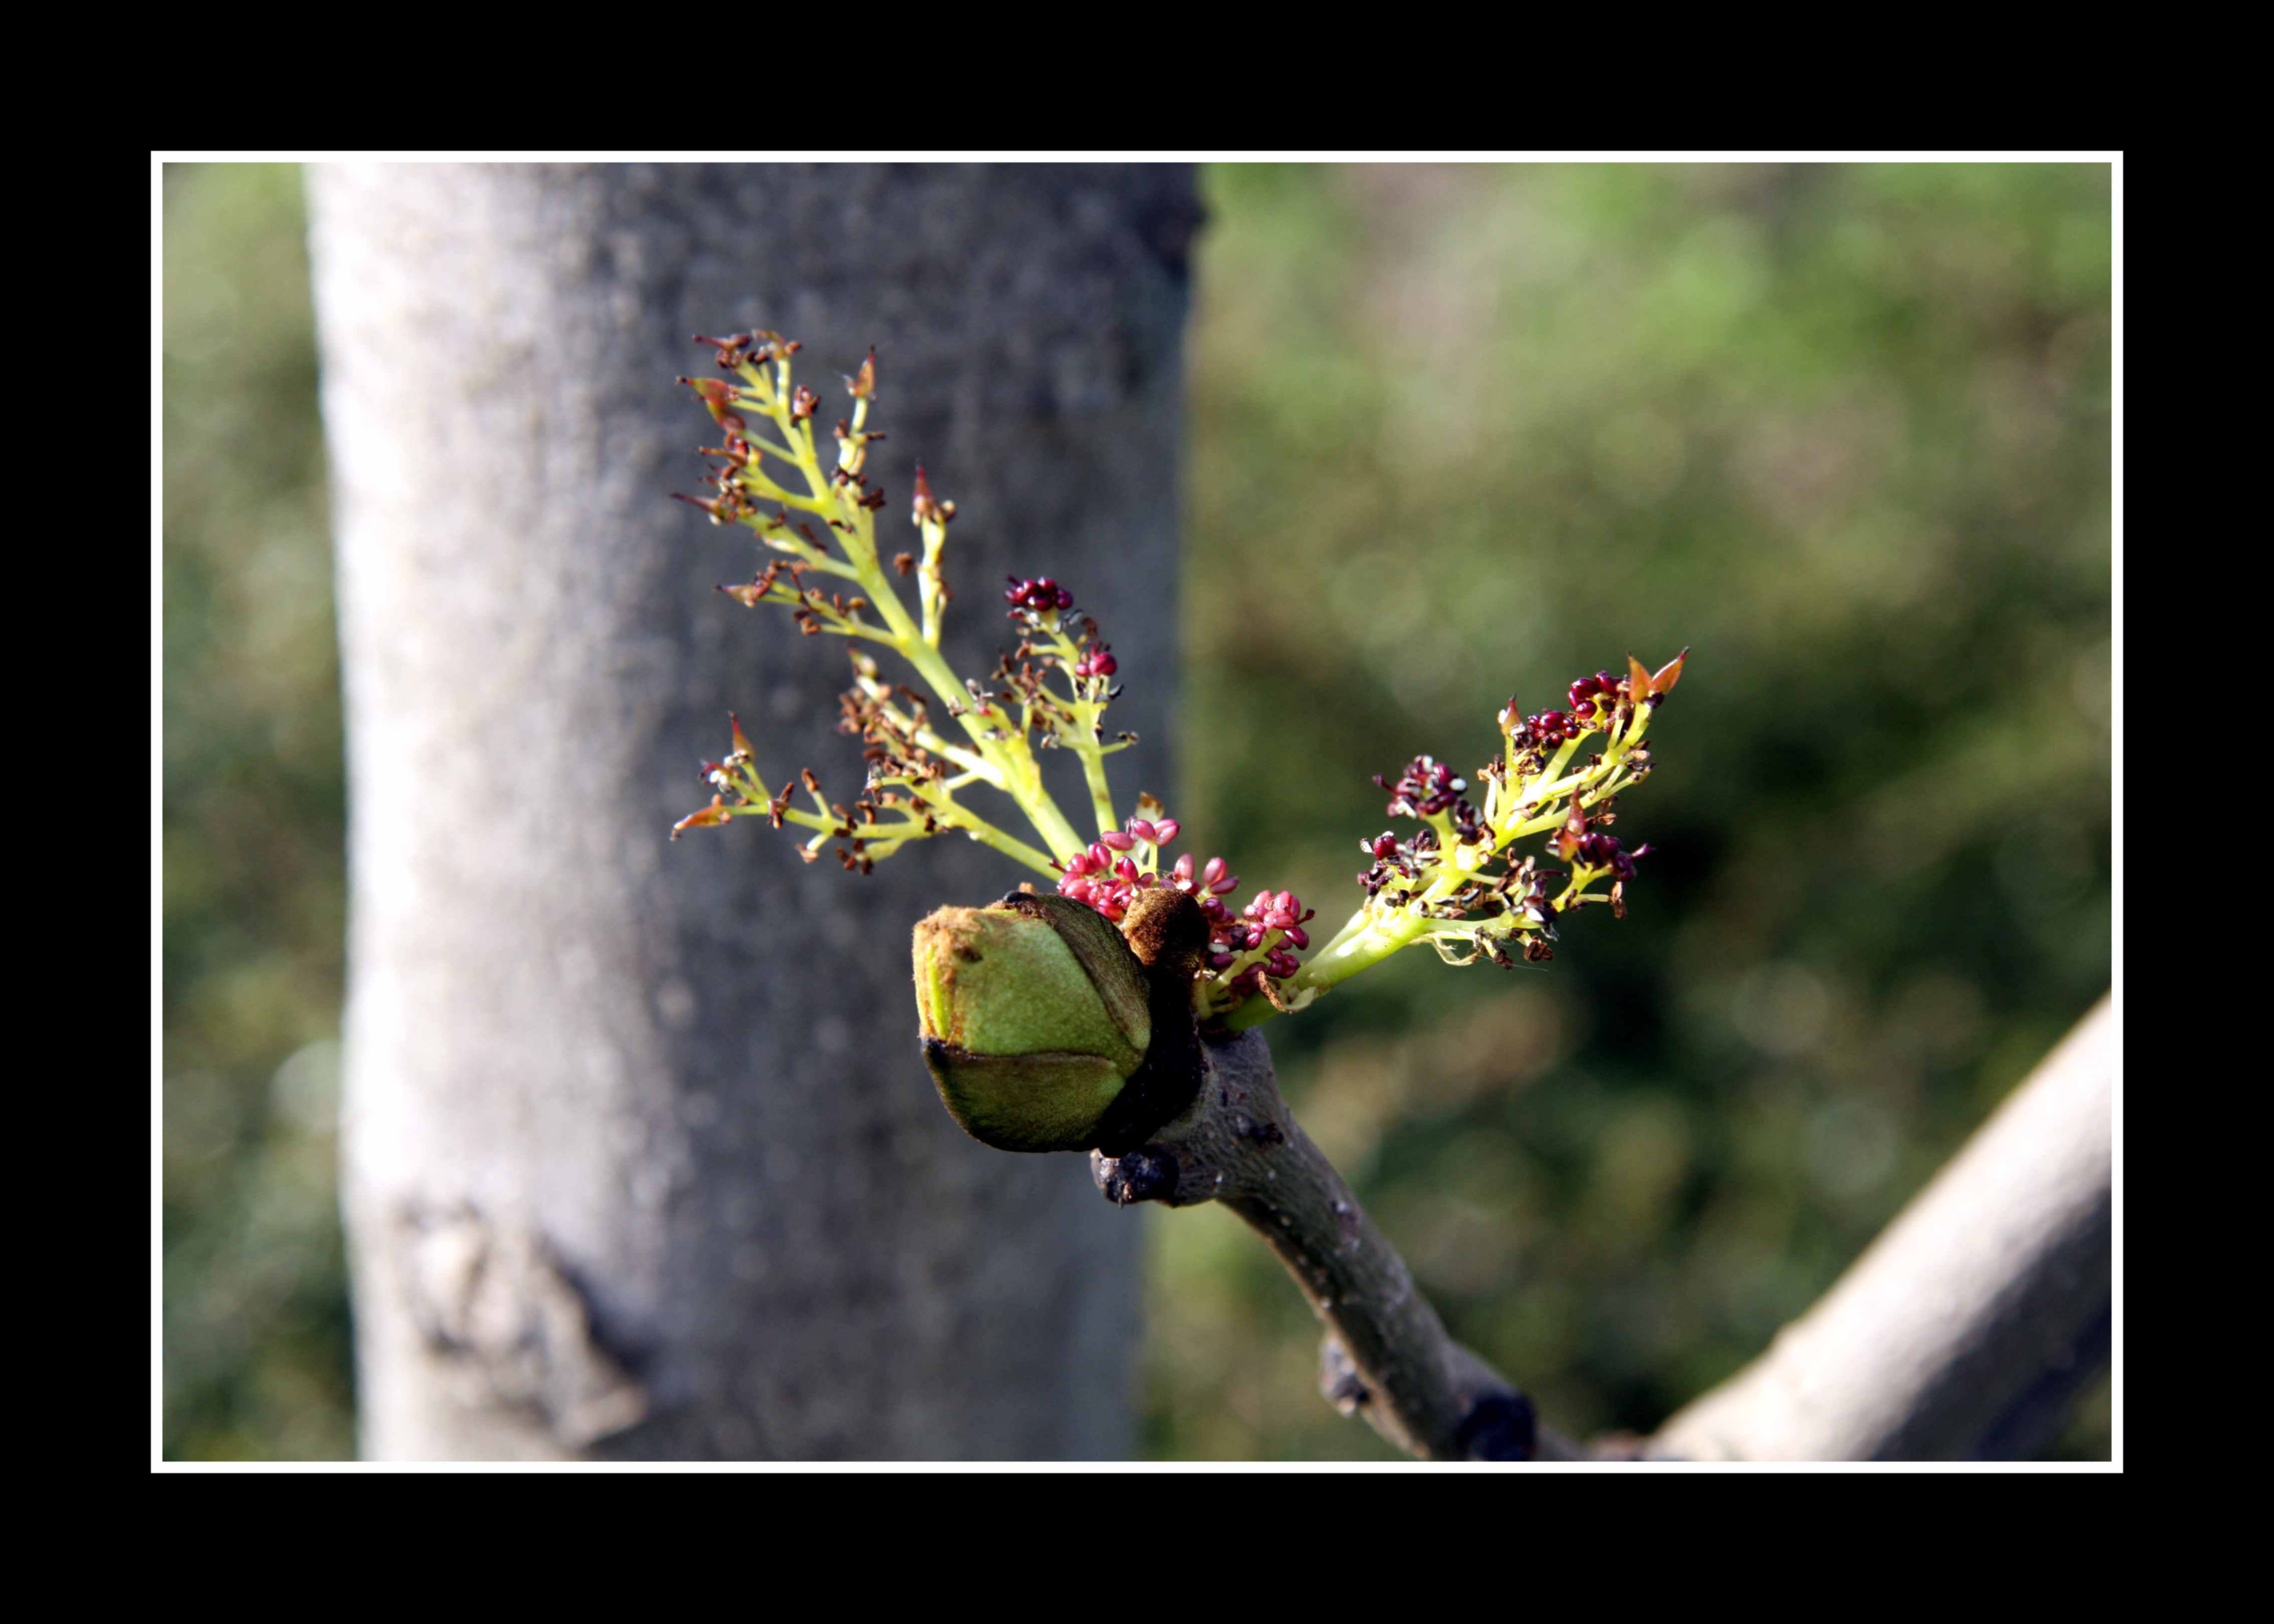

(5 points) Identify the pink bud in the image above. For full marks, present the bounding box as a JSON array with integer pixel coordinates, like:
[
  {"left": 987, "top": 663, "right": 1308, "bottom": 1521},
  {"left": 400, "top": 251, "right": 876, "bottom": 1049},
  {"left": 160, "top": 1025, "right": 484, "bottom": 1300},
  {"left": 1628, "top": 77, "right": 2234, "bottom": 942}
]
[
  {"left": 1100, "top": 830, "right": 1136, "bottom": 851},
  {"left": 1127, "top": 819, "right": 1158, "bottom": 844},
  {"left": 1154, "top": 819, "right": 1181, "bottom": 845}
]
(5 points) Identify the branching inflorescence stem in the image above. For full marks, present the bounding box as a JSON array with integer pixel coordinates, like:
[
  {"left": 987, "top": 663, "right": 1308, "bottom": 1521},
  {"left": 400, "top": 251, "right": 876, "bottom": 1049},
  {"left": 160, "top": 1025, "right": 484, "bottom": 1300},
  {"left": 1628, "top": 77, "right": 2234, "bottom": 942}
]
[
  {"left": 670, "top": 332, "right": 1691, "bottom": 1461},
  {"left": 673, "top": 336, "right": 1093, "bottom": 872},
  {"left": 672, "top": 331, "right": 1686, "bottom": 1037}
]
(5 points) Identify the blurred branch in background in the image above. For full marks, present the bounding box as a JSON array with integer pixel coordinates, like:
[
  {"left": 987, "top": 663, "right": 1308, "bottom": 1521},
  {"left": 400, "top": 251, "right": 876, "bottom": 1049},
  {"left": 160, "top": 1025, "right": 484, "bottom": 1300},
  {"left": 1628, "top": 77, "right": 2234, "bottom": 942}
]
[
  {"left": 1651, "top": 992, "right": 2111, "bottom": 1458},
  {"left": 1104, "top": 994, "right": 2109, "bottom": 1460}
]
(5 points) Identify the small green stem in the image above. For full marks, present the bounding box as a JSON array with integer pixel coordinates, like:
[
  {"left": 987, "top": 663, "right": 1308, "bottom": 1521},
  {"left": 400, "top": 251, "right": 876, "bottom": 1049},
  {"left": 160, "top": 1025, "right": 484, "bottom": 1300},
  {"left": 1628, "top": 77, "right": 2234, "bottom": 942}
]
[
  {"left": 1078, "top": 747, "right": 1118, "bottom": 837},
  {"left": 917, "top": 796, "right": 1060, "bottom": 877},
  {"left": 756, "top": 366, "right": 1087, "bottom": 866},
  {"left": 1262, "top": 700, "right": 1662, "bottom": 1020}
]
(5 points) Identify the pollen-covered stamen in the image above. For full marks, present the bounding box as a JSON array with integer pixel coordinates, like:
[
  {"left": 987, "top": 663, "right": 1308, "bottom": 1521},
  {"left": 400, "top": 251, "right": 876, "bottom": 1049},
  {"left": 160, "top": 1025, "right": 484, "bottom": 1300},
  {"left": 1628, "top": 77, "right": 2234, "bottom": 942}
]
[
  {"left": 910, "top": 463, "right": 955, "bottom": 528},
  {"left": 1575, "top": 832, "right": 1650, "bottom": 882},
  {"left": 694, "top": 331, "right": 761, "bottom": 369},
  {"left": 1358, "top": 825, "right": 1442, "bottom": 899},
  {"left": 1376, "top": 754, "right": 1469, "bottom": 820},
  {"left": 673, "top": 483, "right": 753, "bottom": 525},
  {"left": 677, "top": 374, "right": 749, "bottom": 434}
]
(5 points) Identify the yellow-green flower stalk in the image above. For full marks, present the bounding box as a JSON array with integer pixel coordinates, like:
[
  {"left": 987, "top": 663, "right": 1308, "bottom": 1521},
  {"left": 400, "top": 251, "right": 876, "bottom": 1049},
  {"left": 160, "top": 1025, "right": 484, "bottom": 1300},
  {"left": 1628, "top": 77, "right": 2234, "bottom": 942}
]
[{"left": 667, "top": 330, "right": 1687, "bottom": 1049}]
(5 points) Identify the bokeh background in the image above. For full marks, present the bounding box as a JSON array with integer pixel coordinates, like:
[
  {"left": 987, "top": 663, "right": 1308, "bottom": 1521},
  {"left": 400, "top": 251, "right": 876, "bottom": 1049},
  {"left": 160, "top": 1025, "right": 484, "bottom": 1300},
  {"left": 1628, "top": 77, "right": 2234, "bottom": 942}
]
[{"left": 161, "top": 162, "right": 2113, "bottom": 1460}]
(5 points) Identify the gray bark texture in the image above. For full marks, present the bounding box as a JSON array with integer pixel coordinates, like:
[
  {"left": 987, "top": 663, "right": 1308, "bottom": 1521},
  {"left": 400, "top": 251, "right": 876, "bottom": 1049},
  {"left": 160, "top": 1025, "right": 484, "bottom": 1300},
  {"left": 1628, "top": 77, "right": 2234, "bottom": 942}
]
[{"left": 308, "top": 162, "right": 1200, "bottom": 1459}]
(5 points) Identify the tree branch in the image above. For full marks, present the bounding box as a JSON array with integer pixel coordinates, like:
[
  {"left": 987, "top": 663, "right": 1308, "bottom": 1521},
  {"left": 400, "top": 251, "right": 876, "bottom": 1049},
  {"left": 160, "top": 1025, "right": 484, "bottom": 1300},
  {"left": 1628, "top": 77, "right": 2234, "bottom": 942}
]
[
  {"left": 1092, "top": 1030, "right": 1584, "bottom": 1460},
  {"left": 1093, "top": 994, "right": 2112, "bottom": 1462},
  {"left": 1651, "top": 993, "right": 2113, "bottom": 1460}
]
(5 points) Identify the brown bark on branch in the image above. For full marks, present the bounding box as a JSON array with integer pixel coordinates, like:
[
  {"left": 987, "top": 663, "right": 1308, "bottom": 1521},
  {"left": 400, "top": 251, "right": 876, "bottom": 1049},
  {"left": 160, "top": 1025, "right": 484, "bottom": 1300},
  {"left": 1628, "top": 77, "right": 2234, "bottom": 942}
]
[
  {"left": 1094, "top": 1032, "right": 1584, "bottom": 1460},
  {"left": 1098, "top": 994, "right": 2112, "bottom": 1463}
]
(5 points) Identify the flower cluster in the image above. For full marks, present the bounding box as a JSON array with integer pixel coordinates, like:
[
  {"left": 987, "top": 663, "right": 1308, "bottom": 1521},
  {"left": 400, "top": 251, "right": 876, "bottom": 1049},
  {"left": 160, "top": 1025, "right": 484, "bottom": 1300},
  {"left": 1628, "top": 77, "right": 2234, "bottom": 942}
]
[
  {"left": 1039, "top": 801, "right": 1316, "bottom": 1009},
  {"left": 1004, "top": 576, "right": 1075, "bottom": 618},
  {"left": 1375, "top": 755, "right": 1468, "bottom": 819},
  {"left": 1212, "top": 889, "right": 1316, "bottom": 1000},
  {"left": 664, "top": 332, "right": 1320, "bottom": 1012},
  {"left": 1279, "top": 649, "right": 1687, "bottom": 1007},
  {"left": 989, "top": 584, "right": 1131, "bottom": 765},
  {"left": 1566, "top": 830, "right": 1647, "bottom": 882},
  {"left": 668, "top": 329, "right": 1685, "bottom": 1032},
  {"left": 666, "top": 331, "right": 1084, "bottom": 878},
  {"left": 1358, "top": 827, "right": 1438, "bottom": 899},
  {"left": 1375, "top": 754, "right": 1486, "bottom": 845},
  {"left": 1054, "top": 815, "right": 1184, "bottom": 921}
]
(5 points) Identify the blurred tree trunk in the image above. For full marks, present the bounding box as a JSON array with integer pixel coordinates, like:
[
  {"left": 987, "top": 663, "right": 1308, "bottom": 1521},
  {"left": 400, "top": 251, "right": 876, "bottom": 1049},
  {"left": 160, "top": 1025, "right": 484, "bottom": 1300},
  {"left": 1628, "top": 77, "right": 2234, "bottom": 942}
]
[{"left": 308, "top": 163, "right": 1199, "bottom": 1459}]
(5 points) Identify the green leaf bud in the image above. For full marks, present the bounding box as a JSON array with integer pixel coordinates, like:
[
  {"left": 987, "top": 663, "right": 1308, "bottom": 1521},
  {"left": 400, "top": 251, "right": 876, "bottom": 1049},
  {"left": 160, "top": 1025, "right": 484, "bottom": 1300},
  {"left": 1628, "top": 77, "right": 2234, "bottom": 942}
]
[{"left": 912, "top": 893, "right": 1154, "bottom": 1152}]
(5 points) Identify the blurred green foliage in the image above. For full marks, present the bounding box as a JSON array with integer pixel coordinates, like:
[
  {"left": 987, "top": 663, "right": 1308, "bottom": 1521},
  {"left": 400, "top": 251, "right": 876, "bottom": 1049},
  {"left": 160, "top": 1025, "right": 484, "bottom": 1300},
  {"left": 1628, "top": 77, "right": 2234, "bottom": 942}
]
[
  {"left": 1148, "top": 163, "right": 2110, "bottom": 1458},
  {"left": 161, "top": 162, "right": 2110, "bottom": 1461},
  {"left": 162, "top": 164, "right": 352, "bottom": 1458}
]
